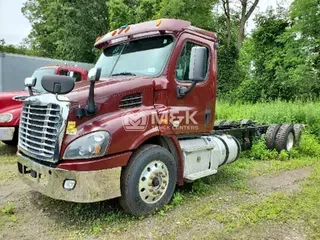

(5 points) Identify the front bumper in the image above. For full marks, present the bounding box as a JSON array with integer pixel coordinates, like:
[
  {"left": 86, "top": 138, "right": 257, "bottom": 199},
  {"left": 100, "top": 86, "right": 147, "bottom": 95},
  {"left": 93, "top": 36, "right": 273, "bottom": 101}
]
[
  {"left": 17, "top": 153, "right": 122, "bottom": 203},
  {"left": 0, "top": 127, "right": 15, "bottom": 141}
]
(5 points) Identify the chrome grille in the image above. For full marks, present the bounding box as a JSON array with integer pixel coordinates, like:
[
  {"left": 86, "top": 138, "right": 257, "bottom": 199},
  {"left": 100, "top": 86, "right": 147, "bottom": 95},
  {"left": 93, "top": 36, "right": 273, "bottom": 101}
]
[{"left": 19, "top": 103, "right": 61, "bottom": 162}]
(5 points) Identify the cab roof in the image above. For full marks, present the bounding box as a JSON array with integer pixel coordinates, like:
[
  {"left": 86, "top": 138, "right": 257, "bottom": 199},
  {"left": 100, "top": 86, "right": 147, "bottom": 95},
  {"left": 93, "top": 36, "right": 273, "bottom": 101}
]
[{"left": 95, "top": 19, "right": 217, "bottom": 49}]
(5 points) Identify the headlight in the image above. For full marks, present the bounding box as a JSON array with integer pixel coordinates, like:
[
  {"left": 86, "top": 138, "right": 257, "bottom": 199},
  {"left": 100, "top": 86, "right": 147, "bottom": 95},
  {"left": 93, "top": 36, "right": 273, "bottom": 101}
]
[
  {"left": 63, "top": 131, "right": 111, "bottom": 160},
  {"left": 0, "top": 113, "right": 13, "bottom": 123}
]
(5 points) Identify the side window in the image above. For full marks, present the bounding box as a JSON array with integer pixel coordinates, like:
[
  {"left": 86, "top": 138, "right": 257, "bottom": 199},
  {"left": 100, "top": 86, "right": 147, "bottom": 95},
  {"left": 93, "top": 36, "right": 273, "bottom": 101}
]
[
  {"left": 175, "top": 41, "right": 209, "bottom": 82},
  {"left": 59, "top": 69, "right": 69, "bottom": 76},
  {"left": 70, "top": 71, "right": 82, "bottom": 82}
]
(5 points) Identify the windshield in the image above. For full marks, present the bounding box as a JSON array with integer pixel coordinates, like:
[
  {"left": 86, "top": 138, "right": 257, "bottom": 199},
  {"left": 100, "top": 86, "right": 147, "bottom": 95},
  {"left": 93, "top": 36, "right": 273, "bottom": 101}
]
[
  {"left": 31, "top": 68, "right": 56, "bottom": 93},
  {"left": 95, "top": 35, "right": 174, "bottom": 78}
]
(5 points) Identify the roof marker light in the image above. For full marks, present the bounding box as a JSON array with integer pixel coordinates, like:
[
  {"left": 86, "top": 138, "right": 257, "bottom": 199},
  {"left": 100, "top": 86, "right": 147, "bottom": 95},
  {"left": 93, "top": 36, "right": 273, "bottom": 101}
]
[
  {"left": 95, "top": 36, "right": 102, "bottom": 42},
  {"left": 156, "top": 19, "right": 162, "bottom": 27},
  {"left": 125, "top": 26, "right": 130, "bottom": 33},
  {"left": 112, "top": 30, "right": 117, "bottom": 36}
]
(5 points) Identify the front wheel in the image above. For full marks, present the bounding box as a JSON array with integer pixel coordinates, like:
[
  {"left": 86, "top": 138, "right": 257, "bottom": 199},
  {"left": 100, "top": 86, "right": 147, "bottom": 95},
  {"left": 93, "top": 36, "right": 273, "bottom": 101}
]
[{"left": 119, "top": 144, "right": 177, "bottom": 216}]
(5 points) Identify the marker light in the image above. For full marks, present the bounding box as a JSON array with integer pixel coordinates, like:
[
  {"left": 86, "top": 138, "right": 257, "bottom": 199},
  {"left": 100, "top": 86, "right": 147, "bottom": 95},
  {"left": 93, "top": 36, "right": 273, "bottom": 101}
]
[
  {"left": 95, "top": 36, "right": 102, "bottom": 42},
  {"left": 125, "top": 26, "right": 130, "bottom": 33},
  {"left": 156, "top": 19, "right": 162, "bottom": 27},
  {"left": 112, "top": 30, "right": 117, "bottom": 36}
]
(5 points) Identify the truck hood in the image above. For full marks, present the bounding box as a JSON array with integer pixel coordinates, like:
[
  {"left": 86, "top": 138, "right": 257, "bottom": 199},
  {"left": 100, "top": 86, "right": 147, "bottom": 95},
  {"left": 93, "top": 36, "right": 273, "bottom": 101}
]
[
  {"left": 67, "top": 76, "right": 154, "bottom": 104},
  {"left": 0, "top": 91, "right": 28, "bottom": 113},
  {"left": 60, "top": 75, "right": 161, "bottom": 157}
]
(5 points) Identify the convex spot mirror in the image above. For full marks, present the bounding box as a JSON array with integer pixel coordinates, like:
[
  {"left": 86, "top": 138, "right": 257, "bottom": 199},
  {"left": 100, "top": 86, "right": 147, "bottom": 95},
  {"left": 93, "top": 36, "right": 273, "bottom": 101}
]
[
  {"left": 24, "top": 77, "right": 36, "bottom": 87},
  {"left": 188, "top": 46, "right": 208, "bottom": 82},
  {"left": 88, "top": 67, "right": 102, "bottom": 82},
  {"left": 42, "top": 75, "right": 75, "bottom": 95}
]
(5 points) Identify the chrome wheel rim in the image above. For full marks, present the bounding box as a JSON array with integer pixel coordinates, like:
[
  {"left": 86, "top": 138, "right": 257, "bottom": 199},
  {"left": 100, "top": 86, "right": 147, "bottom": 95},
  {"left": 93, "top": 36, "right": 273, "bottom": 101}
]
[
  {"left": 286, "top": 132, "right": 294, "bottom": 151},
  {"left": 138, "top": 160, "right": 169, "bottom": 204}
]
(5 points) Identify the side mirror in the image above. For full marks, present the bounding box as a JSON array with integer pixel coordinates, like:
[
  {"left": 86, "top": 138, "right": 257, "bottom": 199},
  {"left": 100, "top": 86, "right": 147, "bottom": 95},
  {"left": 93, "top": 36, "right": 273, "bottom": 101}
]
[
  {"left": 176, "top": 46, "right": 208, "bottom": 99},
  {"left": 88, "top": 67, "right": 102, "bottom": 82},
  {"left": 41, "top": 75, "right": 75, "bottom": 95},
  {"left": 189, "top": 46, "right": 208, "bottom": 82},
  {"left": 25, "top": 77, "right": 36, "bottom": 87},
  {"left": 24, "top": 77, "right": 36, "bottom": 96}
]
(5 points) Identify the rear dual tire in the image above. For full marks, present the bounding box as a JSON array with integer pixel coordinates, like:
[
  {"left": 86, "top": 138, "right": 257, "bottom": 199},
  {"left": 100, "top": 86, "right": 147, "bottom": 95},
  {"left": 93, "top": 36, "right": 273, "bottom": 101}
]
[{"left": 266, "top": 124, "right": 303, "bottom": 152}]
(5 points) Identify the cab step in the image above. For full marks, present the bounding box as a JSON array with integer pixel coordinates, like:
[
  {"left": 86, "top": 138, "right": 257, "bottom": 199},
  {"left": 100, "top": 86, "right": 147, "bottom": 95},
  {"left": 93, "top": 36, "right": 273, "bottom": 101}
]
[{"left": 184, "top": 169, "right": 218, "bottom": 181}]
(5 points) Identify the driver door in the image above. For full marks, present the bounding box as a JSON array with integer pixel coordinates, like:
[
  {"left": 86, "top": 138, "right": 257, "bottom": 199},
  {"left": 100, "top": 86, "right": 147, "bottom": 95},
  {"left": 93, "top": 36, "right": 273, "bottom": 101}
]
[{"left": 165, "top": 33, "right": 216, "bottom": 135}]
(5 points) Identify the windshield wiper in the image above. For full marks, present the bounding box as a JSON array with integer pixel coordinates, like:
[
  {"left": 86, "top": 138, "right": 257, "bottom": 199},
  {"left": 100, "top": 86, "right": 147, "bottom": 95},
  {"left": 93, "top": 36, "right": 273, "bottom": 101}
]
[{"left": 111, "top": 72, "right": 136, "bottom": 76}]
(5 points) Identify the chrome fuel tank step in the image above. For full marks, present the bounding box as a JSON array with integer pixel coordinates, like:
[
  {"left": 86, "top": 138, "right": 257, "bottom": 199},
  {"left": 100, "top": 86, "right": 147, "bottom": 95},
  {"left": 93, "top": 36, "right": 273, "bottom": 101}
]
[{"left": 179, "top": 134, "right": 241, "bottom": 181}]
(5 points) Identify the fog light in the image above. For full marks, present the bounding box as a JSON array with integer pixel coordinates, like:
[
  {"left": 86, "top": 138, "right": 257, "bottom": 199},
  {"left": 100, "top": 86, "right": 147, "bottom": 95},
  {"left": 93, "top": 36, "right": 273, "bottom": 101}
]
[{"left": 63, "top": 179, "right": 76, "bottom": 190}]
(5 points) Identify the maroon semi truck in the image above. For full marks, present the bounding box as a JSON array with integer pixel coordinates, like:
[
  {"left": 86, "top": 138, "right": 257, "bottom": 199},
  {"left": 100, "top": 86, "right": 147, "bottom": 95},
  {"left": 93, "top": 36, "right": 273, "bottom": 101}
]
[
  {"left": 0, "top": 65, "right": 89, "bottom": 146},
  {"left": 16, "top": 19, "right": 298, "bottom": 216}
]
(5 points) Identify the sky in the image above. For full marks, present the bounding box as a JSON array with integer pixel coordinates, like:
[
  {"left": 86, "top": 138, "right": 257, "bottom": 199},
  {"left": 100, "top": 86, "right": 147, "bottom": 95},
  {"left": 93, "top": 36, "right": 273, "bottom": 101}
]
[{"left": 0, "top": 0, "right": 293, "bottom": 46}]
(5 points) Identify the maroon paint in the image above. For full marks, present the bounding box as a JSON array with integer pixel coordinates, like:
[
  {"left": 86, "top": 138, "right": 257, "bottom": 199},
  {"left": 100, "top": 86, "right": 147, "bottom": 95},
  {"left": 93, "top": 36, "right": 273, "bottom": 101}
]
[
  {"left": 168, "top": 135, "right": 185, "bottom": 186},
  {"left": 58, "top": 152, "right": 132, "bottom": 171}
]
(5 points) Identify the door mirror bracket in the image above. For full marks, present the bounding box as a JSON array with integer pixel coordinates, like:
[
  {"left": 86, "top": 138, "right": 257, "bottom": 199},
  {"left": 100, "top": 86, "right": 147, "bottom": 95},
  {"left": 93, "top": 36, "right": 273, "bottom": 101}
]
[{"left": 176, "top": 81, "right": 197, "bottom": 99}]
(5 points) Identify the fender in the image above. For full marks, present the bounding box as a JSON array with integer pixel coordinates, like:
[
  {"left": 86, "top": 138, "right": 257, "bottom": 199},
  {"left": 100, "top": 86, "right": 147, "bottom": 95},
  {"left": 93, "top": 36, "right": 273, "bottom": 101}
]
[
  {"left": 162, "top": 136, "right": 184, "bottom": 186},
  {"left": 129, "top": 127, "right": 160, "bottom": 150}
]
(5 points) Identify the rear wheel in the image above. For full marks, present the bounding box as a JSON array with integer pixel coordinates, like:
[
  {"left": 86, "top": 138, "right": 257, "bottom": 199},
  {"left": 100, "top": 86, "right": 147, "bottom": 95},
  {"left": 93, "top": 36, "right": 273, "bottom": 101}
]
[
  {"left": 119, "top": 144, "right": 177, "bottom": 216},
  {"left": 275, "top": 124, "right": 295, "bottom": 152},
  {"left": 265, "top": 124, "right": 281, "bottom": 149}
]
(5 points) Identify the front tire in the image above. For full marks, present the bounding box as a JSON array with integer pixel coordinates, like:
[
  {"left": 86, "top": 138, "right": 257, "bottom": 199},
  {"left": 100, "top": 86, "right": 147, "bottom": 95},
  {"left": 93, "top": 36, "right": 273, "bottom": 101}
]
[{"left": 119, "top": 144, "right": 177, "bottom": 216}]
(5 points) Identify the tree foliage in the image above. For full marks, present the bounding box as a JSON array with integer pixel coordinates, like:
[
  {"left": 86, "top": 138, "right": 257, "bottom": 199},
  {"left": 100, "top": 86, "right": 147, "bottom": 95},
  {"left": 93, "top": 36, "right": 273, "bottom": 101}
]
[
  {"left": 2, "top": 0, "right": 317, "bottom": 102},
  {"left": 0, "top": 39, "right": 36, "bottom": 56},
  {"left": 22, "top": 0, "right": 109, "bottom": 63},
  {"left": 234, "top": 2, "right": 320, "bottom": 102}
]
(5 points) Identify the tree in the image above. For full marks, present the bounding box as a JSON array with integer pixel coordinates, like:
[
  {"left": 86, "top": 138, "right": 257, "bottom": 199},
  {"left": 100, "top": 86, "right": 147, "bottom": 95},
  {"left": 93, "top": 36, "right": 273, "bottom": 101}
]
[
  {"left": 220, "top": 0, "right": 259, "bottom": 50},
  {"left": 235, "top": 4, "right": 320, "bottom": 102},
  {"left": 22, "top": 0, "right": 109, "bottom": 63},
  {"left": 290, "top": 0, "right": 320, "bottom": 71},
  {"left": 0, "top": 39, "right": 36, "bottom": 56},
  {"left": 237, "top": 0, "right": 259, "bottom": 49}
]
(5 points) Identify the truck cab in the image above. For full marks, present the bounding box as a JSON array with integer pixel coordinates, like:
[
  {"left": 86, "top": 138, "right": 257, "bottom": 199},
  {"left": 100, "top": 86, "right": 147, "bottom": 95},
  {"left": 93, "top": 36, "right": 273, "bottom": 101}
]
[
  {"left": 0, "top": 65, "right": 88, "bottom": 145},
  {"left": 17, "top": 19, "right": 240, "bottom": 216}
]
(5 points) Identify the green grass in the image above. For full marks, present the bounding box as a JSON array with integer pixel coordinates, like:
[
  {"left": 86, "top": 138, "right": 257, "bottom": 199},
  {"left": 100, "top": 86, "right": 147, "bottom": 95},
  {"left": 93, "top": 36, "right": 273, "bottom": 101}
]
[{"left": 216, "top": 100, "right": 320, "bottom": 136}]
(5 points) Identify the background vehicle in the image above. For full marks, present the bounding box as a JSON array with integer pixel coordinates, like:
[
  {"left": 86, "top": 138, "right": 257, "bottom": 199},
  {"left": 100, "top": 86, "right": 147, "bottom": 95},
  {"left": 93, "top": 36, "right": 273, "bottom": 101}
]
[
  {"left": 0, "top": 52, "right": 94, "bottom": 92},
  {"left": 16, "top": 19, "right": 301, "bottom": 216},
  {"left": 0, "top": 65, "right": 90, "bottom": 146}
]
